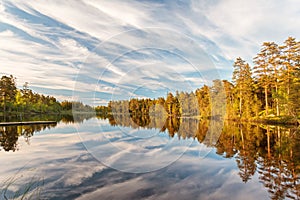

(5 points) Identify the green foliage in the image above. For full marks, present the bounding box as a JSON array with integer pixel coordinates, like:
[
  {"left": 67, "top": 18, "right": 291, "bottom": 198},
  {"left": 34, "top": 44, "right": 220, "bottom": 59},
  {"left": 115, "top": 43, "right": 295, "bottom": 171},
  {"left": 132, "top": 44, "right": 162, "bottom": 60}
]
[
  {"left": 0, "top": 76, "right": 62, "bottom": 114},
  {"left": 252, "top": 37, "right": 300, "bottom": 118},
  {"left": 0, "top": 75, "right": 93, "bottom": 117},
  {"left": 0, "top": 75, "right": 17, "bottom": 113},
  {"left": 232, "top": 58, "right": 255, "bottom": 118}
]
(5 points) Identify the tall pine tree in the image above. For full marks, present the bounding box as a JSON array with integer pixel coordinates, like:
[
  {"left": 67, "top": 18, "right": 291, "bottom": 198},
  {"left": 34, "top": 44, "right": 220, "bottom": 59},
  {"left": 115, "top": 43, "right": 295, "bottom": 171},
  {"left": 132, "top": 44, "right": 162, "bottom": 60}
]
[{"left": 232, "top": 57, "right": 255, "bottom": 119}]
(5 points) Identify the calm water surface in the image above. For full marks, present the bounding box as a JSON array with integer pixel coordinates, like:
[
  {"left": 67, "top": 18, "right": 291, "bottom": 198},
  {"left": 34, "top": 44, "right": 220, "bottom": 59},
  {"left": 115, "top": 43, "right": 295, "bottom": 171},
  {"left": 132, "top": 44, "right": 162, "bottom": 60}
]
[{"left": 0, "top": 116, "right": 299, "bottom": 200}]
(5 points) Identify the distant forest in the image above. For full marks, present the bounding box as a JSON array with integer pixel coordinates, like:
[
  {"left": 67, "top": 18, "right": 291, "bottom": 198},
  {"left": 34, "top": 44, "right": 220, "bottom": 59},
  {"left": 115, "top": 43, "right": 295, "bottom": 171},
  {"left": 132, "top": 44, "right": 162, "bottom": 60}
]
[
  {"left": 0, "top": 76, "right": 93, "bottom": 115},
  {"left": 96, "top": 37, "right": 300, "bottom": 124},
  {"left": 1, "top": 37, "right": 299, "bottom": 123}
]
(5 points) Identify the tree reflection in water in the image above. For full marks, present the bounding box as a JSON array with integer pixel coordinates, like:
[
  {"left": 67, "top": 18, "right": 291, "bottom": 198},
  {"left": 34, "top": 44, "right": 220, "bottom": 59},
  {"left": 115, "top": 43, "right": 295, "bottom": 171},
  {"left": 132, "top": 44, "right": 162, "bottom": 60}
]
[
  {"left": 0, "top": 114, "right": 94, "bottom": 152},
  {"left": 0, "top": 123, "right": 56, "bottom": 152},
  {"left": 1, "top": 113, "right": 299, "bottom": 199},
  {"left": 103, "top": 113, "right": 300, "bottom": 199}
]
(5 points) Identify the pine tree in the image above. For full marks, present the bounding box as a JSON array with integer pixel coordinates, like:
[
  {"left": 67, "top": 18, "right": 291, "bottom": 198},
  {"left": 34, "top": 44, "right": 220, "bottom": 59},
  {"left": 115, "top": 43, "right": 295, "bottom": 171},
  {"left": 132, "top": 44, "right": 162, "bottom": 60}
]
[
  {"left": 164, "top": 93, "right": 173, "bottom": 116},
  {"left": 232, "top": 57, "right": 255, "bottom": 118},
  {"left": 222, "top": 80, "right": 235, "bottom": 119},
  {"left": 266, "top": 42, "right": 281, "bottom": 116},
  {"left": 280, "top": 37, "right": 300, "bottom": 116},
  {"left": 254, "top": 43, "right": 274, "bottom": 116},
  {"left": 0, "top": 75, "right": 17, "bottom": 113},
  {"left": 195, "top": 85, "right": 211, "bottom": 118}
]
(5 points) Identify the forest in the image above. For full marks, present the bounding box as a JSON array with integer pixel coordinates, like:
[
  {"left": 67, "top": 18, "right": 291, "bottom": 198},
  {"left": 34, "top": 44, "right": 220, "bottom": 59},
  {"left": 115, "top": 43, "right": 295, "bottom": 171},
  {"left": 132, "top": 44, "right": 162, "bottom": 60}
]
[
  {"left": 1, "top": 37, "right": 299, "bottom": 124},
  {"left": 0, "top": 75, "right": 93, "bottom": 116},
  {"left": 96, "top": 37, "right": 300, "bottom": 124}
]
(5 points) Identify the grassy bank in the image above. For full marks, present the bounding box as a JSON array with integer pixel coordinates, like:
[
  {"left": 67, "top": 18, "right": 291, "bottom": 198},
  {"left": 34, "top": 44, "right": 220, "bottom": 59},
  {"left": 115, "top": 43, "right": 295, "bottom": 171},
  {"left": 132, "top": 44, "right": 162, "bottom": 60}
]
[{"left": 227, "top": 115, "right": 300, "bottom": 126}]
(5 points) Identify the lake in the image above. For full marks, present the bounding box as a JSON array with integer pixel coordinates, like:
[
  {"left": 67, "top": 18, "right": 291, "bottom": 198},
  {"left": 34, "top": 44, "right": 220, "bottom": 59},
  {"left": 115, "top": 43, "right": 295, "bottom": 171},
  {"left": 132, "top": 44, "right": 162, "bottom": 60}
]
[{"left": 0, "top": 115, "right": 299, "bottom": 200}]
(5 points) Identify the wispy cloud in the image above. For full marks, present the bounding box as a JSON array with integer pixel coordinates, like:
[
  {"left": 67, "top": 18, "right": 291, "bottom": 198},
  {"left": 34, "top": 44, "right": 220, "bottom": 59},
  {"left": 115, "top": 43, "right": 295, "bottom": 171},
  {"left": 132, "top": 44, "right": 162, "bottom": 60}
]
[{"left": 1, "top": 0, "right": 299, "bottom": 104}]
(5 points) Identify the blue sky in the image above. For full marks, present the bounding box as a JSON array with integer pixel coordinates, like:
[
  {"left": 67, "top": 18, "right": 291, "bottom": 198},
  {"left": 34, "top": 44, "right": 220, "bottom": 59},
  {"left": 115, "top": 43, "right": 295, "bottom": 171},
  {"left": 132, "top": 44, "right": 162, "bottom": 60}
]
[{"left": 1, "top": 0, "right": 300, "bottom": 105}]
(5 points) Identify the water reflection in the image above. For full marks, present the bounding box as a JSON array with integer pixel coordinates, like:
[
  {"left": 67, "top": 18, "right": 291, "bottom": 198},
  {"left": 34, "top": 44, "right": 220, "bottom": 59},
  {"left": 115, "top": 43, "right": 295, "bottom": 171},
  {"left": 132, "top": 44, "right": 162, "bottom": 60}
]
[
  {"left": 0, "top": 113, "right": 96, "bottom": 123},
  {"left": 0, "top": 124, "right": 56, "bottom": 152},
  {"left": 98, "top": 114, "right": 300, "bottom": 199},
  {"left": 1, "top": 113, "right": 300, "bottom": 199},
  {"left": 0, "top": 114, "right": 94, "bottom": 152}
]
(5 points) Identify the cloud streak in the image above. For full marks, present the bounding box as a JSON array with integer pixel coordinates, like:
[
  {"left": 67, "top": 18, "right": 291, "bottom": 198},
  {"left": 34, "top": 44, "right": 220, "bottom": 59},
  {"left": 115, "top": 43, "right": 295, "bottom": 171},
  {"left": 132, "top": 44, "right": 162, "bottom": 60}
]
[{"left": 1, "top": 0, "right": 299, "bottom": 104}]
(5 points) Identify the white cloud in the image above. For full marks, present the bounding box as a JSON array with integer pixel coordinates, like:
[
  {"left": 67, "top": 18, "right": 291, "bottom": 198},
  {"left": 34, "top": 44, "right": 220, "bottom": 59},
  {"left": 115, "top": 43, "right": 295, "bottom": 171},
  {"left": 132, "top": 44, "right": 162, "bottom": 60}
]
[
  {"left": 58, "top": 38, "right": 90, "bottom": 61},
  {"left": 0, "top": 2, "right": 4, "bottom": 12},
  {"left": 1, "top": 0, "right": 299, "bottom": 104},
  {"left": 83, "top": 0, "right": 157, "bottom": 29},
  {"left": 0, "top": 29, "right": 13, "bottom": 36},
  {"left": 198, "top": 0, "right": 300, "bottom": 62}
]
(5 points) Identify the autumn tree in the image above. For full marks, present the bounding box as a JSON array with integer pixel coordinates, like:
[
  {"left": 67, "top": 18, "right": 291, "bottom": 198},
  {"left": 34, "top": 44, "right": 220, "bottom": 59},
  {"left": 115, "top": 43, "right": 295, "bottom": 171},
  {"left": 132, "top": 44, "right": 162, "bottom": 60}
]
[
  {"left": 266, "top": 42, "right": 281, "bottom": 116},
  {"left": 210, "top": 79, "right": 226, "bottom": 119},
  {"left": 232, "top": 57, "right": 255, "bottom": 118},
  {"left": 280, "top": 37, "right": 300, "bottom": 116},
  {"left": 164, "top": 92, "right": 180, "bottom": 117},
  {"left": 253, "top": 43, "right": 274, "bottom": 116},
  {"left": 222, "top": 80, "right": 235, "bottom": 119},
  {"left": 195, "top": 85, "right": 211, "bottom": 118},
  {"left": 0, "top": 75, "right": 17, "bottom": 113}
]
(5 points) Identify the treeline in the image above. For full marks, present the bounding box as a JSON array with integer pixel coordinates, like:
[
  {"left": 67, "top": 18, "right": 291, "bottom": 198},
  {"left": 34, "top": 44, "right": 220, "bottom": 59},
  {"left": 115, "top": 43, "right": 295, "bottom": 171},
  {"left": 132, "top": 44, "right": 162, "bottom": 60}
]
[
  {"left": 97, "top": 37, "right": 300, "bottom": 123},
  {"left": 0, "top": 75, "right": 93, "bottom": 114},
  {"left": 96, "top": 80, "right": 222, "bottom": 119}
]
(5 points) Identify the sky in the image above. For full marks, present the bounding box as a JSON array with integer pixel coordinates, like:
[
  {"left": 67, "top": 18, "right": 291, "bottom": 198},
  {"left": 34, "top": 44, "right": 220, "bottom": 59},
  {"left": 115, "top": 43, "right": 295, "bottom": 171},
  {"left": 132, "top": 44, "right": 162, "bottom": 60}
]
[{"left": 1, "top": 0, "right": 300, "bottom": 105}]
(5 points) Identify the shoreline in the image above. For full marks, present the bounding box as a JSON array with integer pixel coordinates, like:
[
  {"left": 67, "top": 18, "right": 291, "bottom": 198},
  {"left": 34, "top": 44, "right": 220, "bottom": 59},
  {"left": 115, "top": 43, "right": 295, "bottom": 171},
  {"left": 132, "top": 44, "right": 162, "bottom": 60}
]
[{"left": 0, "top": 121, "right": 57, "bottom": 126}]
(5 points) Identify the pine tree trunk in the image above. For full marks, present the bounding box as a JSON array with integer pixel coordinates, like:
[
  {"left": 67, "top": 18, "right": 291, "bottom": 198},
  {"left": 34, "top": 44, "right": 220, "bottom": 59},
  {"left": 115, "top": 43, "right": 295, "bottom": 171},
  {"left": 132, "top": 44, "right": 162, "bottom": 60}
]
[
  {"left": 287, "top": 70, "right": 291, "bottom": 115},
  {"left": 239, "top": 91, "right": 242, "bottom": 118},
  {"left": 267, "top": 126, "right": 271, "bottom": 158},
  {"left": 275, "top": 84, "right": 279, "bottom": 116},
  {"left": 265, "top": 86, "right": 268, "bottom": 116},
  {"left": 3, "top": 95, "right": 6, "bottom": 114}
]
